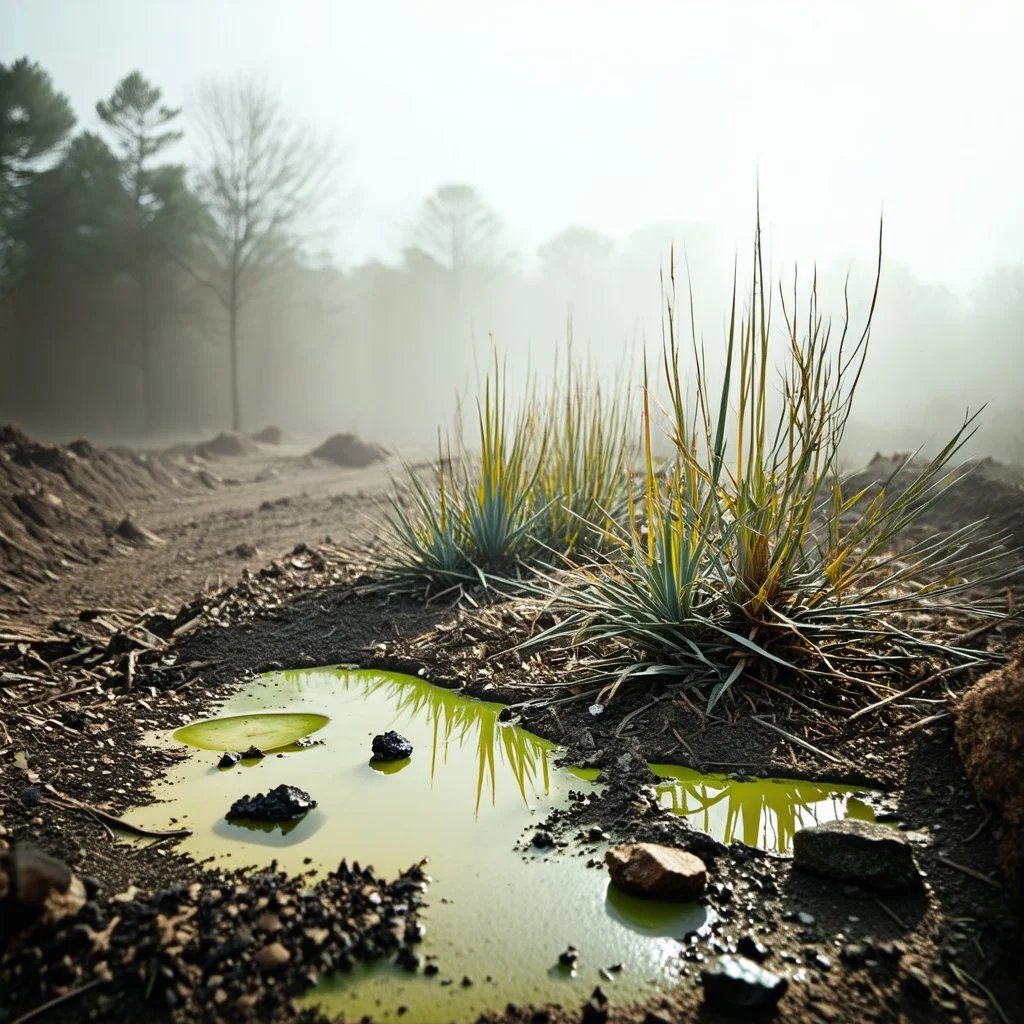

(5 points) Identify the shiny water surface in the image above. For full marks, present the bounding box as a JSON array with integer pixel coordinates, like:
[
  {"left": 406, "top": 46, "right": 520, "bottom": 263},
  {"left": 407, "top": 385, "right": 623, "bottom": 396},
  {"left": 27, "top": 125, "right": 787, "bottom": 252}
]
[
  {"left": 125, "top": 668, "right": 872, "bottom": 1023},
  {"left": 651, "top": 764, "right": 875, "bottom": 853}
]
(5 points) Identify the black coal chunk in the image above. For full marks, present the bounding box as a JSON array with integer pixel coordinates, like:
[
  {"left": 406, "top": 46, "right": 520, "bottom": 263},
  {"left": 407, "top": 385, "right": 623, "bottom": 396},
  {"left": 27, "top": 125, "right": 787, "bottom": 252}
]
[
  {"left": 701, "top": 955, "right": 788, "bottom": 1012},
  {"left": 371, "top": 731, "right": 413, "bottom": 762},
  {"left": 228, "top": 784, "right": 316, "bottom": 822},
  {"left": 218, "top": 751, "right": 241, "bottom": 768}
]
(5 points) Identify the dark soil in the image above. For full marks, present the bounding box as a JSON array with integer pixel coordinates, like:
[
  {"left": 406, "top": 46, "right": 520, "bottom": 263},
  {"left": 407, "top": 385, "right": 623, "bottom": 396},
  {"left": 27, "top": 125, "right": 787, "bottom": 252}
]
[{"left": 2, "top": 431, "right": 1023, "bottom": 1024}]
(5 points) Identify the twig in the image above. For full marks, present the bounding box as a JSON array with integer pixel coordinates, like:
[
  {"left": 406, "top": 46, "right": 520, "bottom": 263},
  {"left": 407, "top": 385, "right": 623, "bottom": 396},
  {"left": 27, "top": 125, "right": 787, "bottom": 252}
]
[
  {"left": 964, "top": 813, "right": 992, "bottom": 843},
  {"left": 897, "top": 712, "right": 951, "bottom": 734},
  {"left": 42, "top": 787, "right": 191, "bottom": 839},
  {"left": 936, "top": 855, "right": 1001, "bottom": 889},
  {"left": 10, "top": 980, "right": 103, "bottom": 1024},
  {"left": 750, "top": 717, "right": 843, "bottom": 764},
  {"left": 671, "top": 727, "right": 698, "bottom": 763},
  {"left": 87, "top": 809, "right": 116, "bottom": 841},
  {"left": 955, "top": 614, "right": 1016, "bottom": 647},
  {"left": 872, "top": 896, "right": 907, "bottom": 930},
  {"left": 849, "top": 662, "right": 979, "bottom": 721},
  {"left": 614, "top": 695, "right": 666, "bottom": 739},
  {"left": 948, "top": 962, "right": 1010, "bottom": 1024}
]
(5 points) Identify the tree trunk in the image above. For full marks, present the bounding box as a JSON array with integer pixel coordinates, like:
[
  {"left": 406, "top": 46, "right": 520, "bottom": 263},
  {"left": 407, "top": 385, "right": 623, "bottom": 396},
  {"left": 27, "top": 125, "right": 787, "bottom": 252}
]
[
  {"left": 229, "top": 272, "right": 241, "bottom": 432},
  {"left": 138, "top": 261, "right": 154, "bottom": 435}
]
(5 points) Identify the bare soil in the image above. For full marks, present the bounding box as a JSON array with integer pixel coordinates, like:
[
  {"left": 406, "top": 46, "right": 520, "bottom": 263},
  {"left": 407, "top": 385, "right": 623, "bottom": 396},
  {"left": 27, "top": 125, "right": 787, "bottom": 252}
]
[{"left": 2, "top": 430, "right": 1023, "bottom": 1024}]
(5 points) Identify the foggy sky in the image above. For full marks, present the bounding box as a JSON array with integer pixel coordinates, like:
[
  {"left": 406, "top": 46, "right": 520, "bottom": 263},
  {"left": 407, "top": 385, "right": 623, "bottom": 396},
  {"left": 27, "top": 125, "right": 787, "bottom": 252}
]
[{"left": 6, "top": 0, "right": 1024, "bottom": 291}]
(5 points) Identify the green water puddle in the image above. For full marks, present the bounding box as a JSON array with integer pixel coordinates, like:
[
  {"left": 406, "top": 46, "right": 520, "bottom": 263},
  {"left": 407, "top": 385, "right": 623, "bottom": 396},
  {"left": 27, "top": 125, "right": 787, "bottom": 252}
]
[{"left": 124, "top": 668, "right": 874, "bottom": 1023}]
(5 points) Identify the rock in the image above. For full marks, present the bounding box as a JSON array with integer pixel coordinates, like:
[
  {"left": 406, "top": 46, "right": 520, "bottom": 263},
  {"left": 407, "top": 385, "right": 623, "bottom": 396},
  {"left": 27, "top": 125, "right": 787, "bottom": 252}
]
[
  {"left": 582, "top": 986, "right": 609, "bottom": 1024},
  {"left": 227, "top": 785, "right": 316, "bottom": 822},
  {"left": 558, "top": 945, "right": 578, "bottom": 967},
  {"left": 532, "top": 830, "right": 555, "bottom": 849},
  {"left": 792, "top": 819, "right": 923, "bottom": 892},
  {"left": 840, "top": 943, "right": 868, "bottom": 965},
  {"left": 113, "top": 516, "right": 163, "bottom": 547},
  {"left": 605, "top": 843, "right": 707, "bottom": 901},
  {"left": 218, "top": 752, "right": 241, "bottom": 769},
  {"left": 701, "top": 955, "right": 789, "bottom": 1012},
  {"left": 371, "top": 731, "right": 413, "bottom": 762},
  {"left": 18, "top": 787, "right": 42, "bottom": 808},
  {"left": 240, "top": 745, "right": 265, "bottom": 760},
  {"left": 254, "top": 942, "right": 291, "bottom": 971},
  {"left": 0, "top": 844, "right": 87, "bottom": 941},
  {"left": 737, "top": 935, "right": 770, "bottom": 962}
]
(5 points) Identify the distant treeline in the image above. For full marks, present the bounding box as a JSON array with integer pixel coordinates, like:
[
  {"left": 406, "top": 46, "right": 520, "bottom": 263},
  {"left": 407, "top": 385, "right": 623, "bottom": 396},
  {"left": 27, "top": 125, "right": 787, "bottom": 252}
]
[{"left": 1, "top": 58, "right": 1021, "bottom": 458}]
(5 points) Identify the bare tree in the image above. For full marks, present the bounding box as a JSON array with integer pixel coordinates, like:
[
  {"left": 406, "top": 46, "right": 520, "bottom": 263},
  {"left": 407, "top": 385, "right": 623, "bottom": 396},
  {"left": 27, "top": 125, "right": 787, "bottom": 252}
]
[
  {"left": 409, "top": 184, "right": 505, "bottom": 284},
  {"left": 188, "top": 76, "right": 335, "bottom": 431}
]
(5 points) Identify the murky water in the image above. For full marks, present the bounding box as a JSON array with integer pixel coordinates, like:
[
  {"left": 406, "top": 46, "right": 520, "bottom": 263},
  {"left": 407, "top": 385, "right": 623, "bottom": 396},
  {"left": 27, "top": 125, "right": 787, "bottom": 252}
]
[{"left": 125, "top": 668, "right": 874, "bottom": 1023}]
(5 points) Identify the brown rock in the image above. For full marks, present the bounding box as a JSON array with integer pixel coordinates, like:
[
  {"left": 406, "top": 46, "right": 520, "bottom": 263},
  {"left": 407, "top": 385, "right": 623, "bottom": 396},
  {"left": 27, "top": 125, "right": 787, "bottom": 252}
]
[
  {"left": 255, "top": 941, "right": 291, "bottom": 971},
  {"left": 605, "top": 843, "right": 707, "bottom": 900}
]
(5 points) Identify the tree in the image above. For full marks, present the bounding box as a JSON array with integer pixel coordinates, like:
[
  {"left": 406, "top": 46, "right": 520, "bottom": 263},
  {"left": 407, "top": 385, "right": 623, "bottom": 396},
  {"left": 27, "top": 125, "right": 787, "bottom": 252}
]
[
  {"left": 409, "top": 183, "right": 505, "bottom": 283},
  {"left": 538, "top": 226, "right": 614, "bottom": 278},
  {"left": 97, "top": 72, "right": 190, "bottom": 430},
  {"left": 188, "top": 75, "right": 335, "bottom": 431},
  {"left": 0, "top": 58, "right": 75, "bottom": 283}
]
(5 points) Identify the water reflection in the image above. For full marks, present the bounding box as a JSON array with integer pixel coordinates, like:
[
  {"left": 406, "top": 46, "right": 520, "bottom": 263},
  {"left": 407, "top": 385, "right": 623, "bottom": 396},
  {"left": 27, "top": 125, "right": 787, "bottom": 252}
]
[
  {"left": 651, "top": 764, "right": 874, "bottom": 853},
  {"left": 271, "top": 669, "right": 554, "bottom": 815}
]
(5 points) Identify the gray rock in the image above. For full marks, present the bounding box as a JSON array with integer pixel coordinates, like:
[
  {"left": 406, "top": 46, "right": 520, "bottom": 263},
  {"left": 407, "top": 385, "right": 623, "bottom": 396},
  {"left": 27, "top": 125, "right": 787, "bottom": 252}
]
[
  {"left": 701, "top": 955, "right": 788, "bottom": 1012},
  {"left": 792, "top": 819, "right": 923, "bottom": 892}
]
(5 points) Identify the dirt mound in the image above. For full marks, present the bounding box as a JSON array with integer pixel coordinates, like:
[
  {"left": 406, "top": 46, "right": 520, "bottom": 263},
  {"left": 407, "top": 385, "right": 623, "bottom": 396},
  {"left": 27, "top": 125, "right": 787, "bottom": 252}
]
[
  {"left": 843, "top": 455, "right": 1024, "bottom": 555},
  {"left": 956, "top": 641, "right": 1024, "bottom": 898},
  {"left": 310, "top": 432, "right": 387, "bottom": 468},
  {"left": 0, "top": 426, "right": 198, "bottom": 597},
  {"left": 193, "top": 430, "right": 259, "bottom": 458},
  {"left": 251, "top": 424, "right": 283, "bottom": 445}
]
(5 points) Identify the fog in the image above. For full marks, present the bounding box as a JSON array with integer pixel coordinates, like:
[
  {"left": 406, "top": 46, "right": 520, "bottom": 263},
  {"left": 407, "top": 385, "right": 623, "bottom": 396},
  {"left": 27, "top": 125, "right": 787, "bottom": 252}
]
[{"left": 2, "top": 1, "right": 1022, "bottom": 462}]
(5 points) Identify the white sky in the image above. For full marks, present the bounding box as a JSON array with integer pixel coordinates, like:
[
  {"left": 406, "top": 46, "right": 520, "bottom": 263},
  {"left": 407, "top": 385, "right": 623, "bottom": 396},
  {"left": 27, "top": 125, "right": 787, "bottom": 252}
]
[{"left": 5, "top": 0, "right": 1023, "bottom": 287}]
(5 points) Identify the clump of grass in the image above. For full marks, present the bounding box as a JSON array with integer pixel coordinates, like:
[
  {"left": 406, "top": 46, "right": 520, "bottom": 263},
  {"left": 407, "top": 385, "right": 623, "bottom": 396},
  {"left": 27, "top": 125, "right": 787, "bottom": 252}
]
[
  {"left": 378, "top": 356, "right": 546, "bottom": 592},
  {"left": 526, "top": 212, "right": 1018, "bottom": 709},
  {"left": 531, "top": 341, "right": 633, "bottom": 558},
  {"left": 377, "top": 348, "right": 635, "bottom": 594}
]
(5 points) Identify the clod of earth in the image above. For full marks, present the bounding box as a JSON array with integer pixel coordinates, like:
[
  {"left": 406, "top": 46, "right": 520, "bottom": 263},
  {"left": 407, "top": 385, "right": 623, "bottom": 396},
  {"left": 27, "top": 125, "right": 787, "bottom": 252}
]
[
  {"left": 956, "top": 639, "right": 1024, "bottom": 897},
  {"left": 194, "top": 430, "right": 259, "bottom": 458},
  {"left": 227, "top": 784, "right": 317, "bottom": 822},
  {"left": 218, "top": 751, "right": 241, "bottom": 768},
  {"left": 792, "top": 819, "right": 923, "bottom": 892},
  {"left": 241, "top": 744, "right": 266, "bottom": 760},
  {"left": 701, "top": 955, "right": 789, "bottom": 1012},
  {"left": 605, "top": 843, "right": 707, "bottom": 901},
  {"left": 371, "top": 730, "right": 413, "bottom": 762}
]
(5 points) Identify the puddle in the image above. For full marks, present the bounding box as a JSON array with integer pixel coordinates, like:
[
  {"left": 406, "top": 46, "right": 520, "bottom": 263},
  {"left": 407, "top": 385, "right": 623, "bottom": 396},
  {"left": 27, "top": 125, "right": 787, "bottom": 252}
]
[
  {"left": 651, "top": 765, "right": 875, "bottom": 854},
  {"left": 124, "top": 668, "right": 874, "bottom": 1023}
]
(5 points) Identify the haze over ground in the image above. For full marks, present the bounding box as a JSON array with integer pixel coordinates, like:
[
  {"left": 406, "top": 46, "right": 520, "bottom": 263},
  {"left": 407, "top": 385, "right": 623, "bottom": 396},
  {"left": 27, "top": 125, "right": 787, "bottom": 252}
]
[{"left": 3, "top": 1, "right": 1022, "bottom": 459}]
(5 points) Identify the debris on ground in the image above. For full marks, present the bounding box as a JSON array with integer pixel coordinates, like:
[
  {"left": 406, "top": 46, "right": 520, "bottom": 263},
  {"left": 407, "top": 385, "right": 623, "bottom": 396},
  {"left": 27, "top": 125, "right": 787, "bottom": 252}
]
[
  {"left": 371, "top": 730, "right": 413, "bottom": 761},
  {"left": 227, "top": 785, "right": 316, "bottom": 822},
  {"left": 701, "top": 955, "right": 789, "bottom": 1012},
  {"left": 310, "top": 432, "right": 387, "bottom": 468},
  {"left": 791, "top": 819, "right": 924, "bottom": 892},
  {"left": 112, "top": 515, "right": 164, "bottom": 547},
  {"left": 605, "top": 843, "right": 708, "bottom": 901},
  {"left": 1, "top": 854, "right": 428, "bottom": 1023},
  {"left": 956, "top": 639, "right": 1024, "bottom": 898},
  {"left": 0, "top": 843, "right": 87, "bottom": 949}
]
